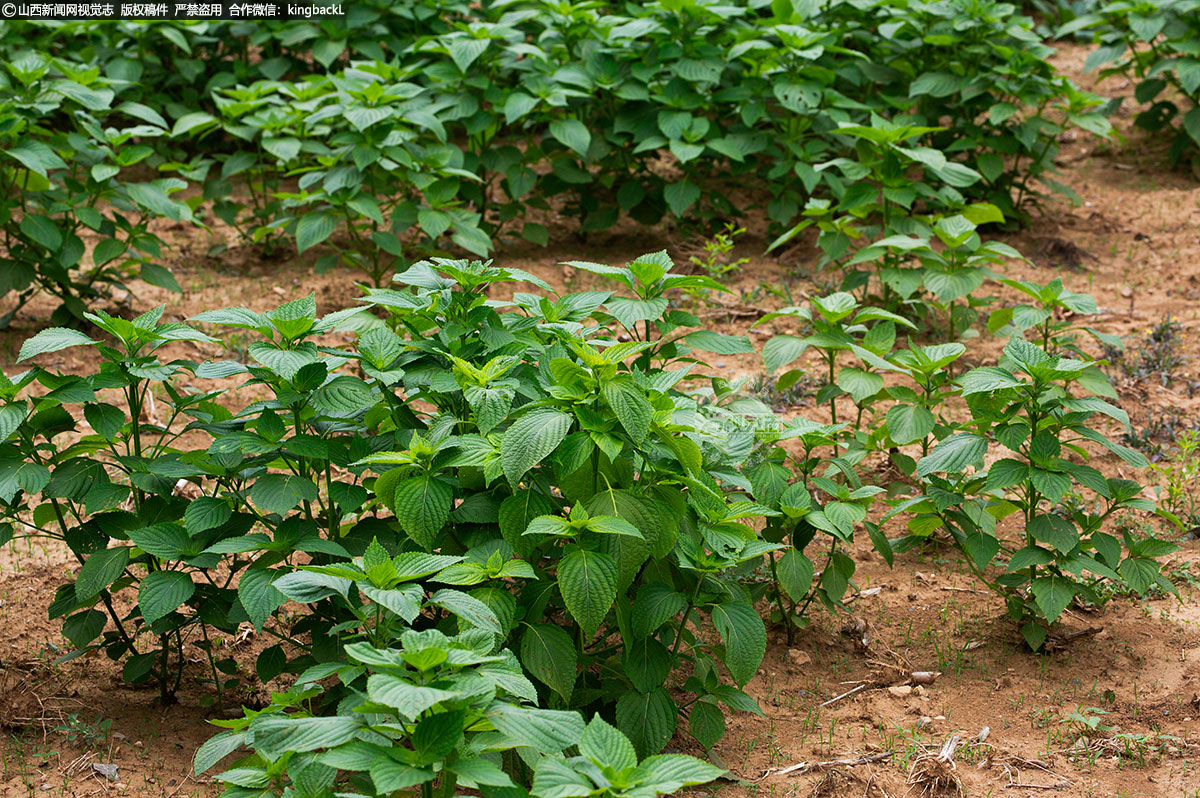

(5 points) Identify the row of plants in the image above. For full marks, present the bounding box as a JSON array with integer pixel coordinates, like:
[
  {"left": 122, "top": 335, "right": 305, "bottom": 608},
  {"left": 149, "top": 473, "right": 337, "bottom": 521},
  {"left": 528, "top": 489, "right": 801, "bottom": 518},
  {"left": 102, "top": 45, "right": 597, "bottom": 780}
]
[
  {"left": 1, "top": 0, "right": 1116, "bottom": 320},
  {"left": 0, "top": 50, "right": 194, "bottom": 327},
  {"left": 0, "top": 246, "right": 1180, "bottom": 794},
  {"left": 1063, "top": 0, "right": 1200, "bottom": 165}
]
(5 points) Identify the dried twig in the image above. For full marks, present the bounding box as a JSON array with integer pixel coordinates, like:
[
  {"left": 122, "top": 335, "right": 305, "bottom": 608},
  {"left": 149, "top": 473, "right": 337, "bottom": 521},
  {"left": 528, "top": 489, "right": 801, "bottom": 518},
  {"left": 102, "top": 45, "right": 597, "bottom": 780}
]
[
  {"left": 820, "top": 683, "right": 867, "bottom": 707},
  {"left": 771, "top": 751, "right": 894, "bottom": 778}
]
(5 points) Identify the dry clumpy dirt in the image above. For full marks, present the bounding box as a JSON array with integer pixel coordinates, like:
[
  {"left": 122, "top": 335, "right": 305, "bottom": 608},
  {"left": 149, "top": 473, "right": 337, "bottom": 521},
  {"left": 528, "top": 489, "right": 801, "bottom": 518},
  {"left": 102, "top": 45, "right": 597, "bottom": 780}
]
[{"left": 2, "top": 42, "right": 1200, "bottom": 798}]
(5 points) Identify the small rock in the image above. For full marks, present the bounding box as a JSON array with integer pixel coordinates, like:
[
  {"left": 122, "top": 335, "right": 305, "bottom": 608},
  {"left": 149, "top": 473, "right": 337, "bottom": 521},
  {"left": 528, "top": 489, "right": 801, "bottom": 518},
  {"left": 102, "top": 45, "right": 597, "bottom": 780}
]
[
  {"left": 272, "top": 286, "right": 287, "bottom": 296},
  {"left": 92, "top": 763, "right": 120, "bottom": 782},
  {"left": 914, "top": 686, "right": 927, "bottom": 697},
  {"left": 887, "top": 685, "right": 913, "bottom": 698},
  {"left": 786, "top": 649, "right": 811, "bottom": 666},
  {"left": 911, "top": 671, "right": 940, "bottom": 685},
  {"left": 916, "top": 716, "right": 933, "bottom": 730},
  {"left": 934, "top": 715, "right": 946, "bottom": 721},
  {"left": 1120, "top": 285, "right": 1133, "bottom": 298}
]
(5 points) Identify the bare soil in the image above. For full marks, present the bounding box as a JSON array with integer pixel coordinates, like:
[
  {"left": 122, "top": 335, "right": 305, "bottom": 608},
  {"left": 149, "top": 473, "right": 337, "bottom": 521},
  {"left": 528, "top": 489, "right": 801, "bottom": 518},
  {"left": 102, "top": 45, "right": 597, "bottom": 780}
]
[{"left": 2, "top": 42, "right": 1200, "bottom": 798}]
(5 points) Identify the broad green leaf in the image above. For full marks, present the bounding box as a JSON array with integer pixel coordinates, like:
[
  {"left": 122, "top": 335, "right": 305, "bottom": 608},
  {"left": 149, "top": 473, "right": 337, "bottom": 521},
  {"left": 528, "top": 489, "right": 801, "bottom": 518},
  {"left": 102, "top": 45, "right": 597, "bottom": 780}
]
[
  {"left": 75, "top": 547, "right": 129, "bottom": 601},
  {"left": 392, "top": 476, "right": 453, "bottom": 550},
  {"left": 885, "top": 404, "right": 934, "bottom": 445},
  {"left": 683, "top": 330, "right": 754, "bottom": 355},
  {"left": 916, "top": 433, "right": 988, "bottom": 477},
  {"left": 18, "top": 328, "right": 98, "bottom": 361},
  {"left": 602, "top": 378, "right": 652, "bottom": 445},
  {"left": 549, "top": 119, "right": 591, "bottom": 157},
  {"left": 615, "top": 687, "right": 676, "bottom": 758},
  {"left": 775, "top": 549, "right": 813, "bottom": 602},
  {"left": 639, "top": 754, "right": 726, "bottom": 791},
  {"left": 579, "top": 715, "right": 637, "bottom": 772},
  {"left": 1031, "top": 575, "right": 1075, "bottom": 623},
  {"left": 428, "top": 588, "right": 502, "bottom": 634},
  {"left": 138, "top": 571, "right": 195, "bottom": 624},
  {"left": 501, "top": 409, "right": 572, "bottom": 485},
  {"left": 184, "top": 497, "right": 232, "bottom": 535},
  {"left": 250, "top": 716, "right": 363, "bottom": 759},
  {"left": 710, "top": 601, "right": 766, "bottom": 686},
  {"left": 557, "top": 549, "right": 617, "bottom": 637},
  {"left": 631, "top": 583, "right": 687, "bottom": 639},
  {"left": 237, "top": 568, "right": 284, "bottom": 631},
  {"left": 251, "top": 474, "right": 319, "bottom": 515},
  {"left": 520, "top": 623, "right": 577, "bottom": 702},
  {"left": 487, "top": 705, "right": 585, "bottom": 753}
]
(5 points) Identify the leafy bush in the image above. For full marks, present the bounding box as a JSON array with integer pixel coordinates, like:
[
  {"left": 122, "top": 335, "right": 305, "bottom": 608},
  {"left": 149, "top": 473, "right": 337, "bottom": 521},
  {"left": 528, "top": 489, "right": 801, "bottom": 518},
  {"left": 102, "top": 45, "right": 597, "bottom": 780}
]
[
  {"left": 0, "top": 252, "right": 797, "bottom": 753},
  {"left": 893, "top": 337, "right": 1172, "bottom": 649},
  {"left": 198, "top": 639, "right": 724, "bottom": 798},
  {"left": 1067, "top": 0, "right": 1200, "bottom": 165},
  {"left": 2, "top": 0, "right": 1112, "bottom": 311},
  {"left": 0, "top": 52, "right": 190, "bottom": 325}
]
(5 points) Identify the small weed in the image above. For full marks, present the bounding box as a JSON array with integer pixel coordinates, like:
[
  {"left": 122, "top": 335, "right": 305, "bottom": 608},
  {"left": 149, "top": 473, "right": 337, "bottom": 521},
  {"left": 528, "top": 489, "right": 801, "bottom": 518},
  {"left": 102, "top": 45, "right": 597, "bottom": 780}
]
[
  {"left": 1106, "top": 316, "right": 1187, "bottom": 386},
  {"left": 53, "top": 713, "right": 112, "bottom": 751}
]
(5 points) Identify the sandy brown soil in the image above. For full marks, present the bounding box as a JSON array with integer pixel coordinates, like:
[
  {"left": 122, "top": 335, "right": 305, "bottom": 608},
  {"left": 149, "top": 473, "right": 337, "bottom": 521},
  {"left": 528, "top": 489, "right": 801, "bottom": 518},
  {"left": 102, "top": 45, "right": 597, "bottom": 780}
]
[{"left": 1, "top": 41, "right": 1200, "bottom": 798}]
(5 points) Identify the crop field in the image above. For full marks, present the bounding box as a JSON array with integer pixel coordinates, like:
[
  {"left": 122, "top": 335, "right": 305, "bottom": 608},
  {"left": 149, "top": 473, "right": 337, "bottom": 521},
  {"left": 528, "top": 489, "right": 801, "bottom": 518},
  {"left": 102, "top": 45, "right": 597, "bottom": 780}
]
[{"left": 0, "top": 2, "right": 1199, "bottom": 797}]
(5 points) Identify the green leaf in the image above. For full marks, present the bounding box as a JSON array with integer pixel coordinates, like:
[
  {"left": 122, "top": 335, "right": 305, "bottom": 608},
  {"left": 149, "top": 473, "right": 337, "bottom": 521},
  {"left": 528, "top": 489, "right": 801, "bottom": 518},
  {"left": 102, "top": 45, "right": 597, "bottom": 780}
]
[
  {"left": 683, "top": 330, "right": 754, "bottom": 354},
  {"left": 885, "top": 404, "right": 934, "bottom": 445},
  {"left": 428, "top": 588, "right": 502, "bottom": 634},
  {"left": 0, "top": 403, "right": 27, "bottom": 443},
  {"left": 916, "top": 433, "right": 988, "bottom": 477},
  {"left": 184, "top": 497, "right": 232, "bottom": 535},
  {"left": 193, "top": 731, "right": 247, "bottom": 775},
  {"left": 392, "top": 476, "right": 453, "bottom": 550},
  {"left": 251, "top": 474, "right": 319, "bottom": 515},
  {"left": 1021, "top": 621, "right": 1047, "bottom": 651},
  {"left": 549, "top": 119, "right": 591, "bottom": 157},
  {"left": 631, "top": 583, "right": 687, "bottom": 639},
  {"left": 129, "top": 523, "right": 192, "bottom": 559},
  {"left": 237, "top": 568, "right": 284, "bottom": 631},
  {"left": 5, "top": 140, "right": 67, "bottom": 176},
  {"left": 960, "top": 532, "right": 998, "bottom": 568},
  {"left": 18, "top": 328, "right": 98, "bottom": 361},
  {"left": 138, "top": 571, "right": 195, "bottom": 624},
  {"left": 520, "top": 623, "right": 577, "bottom": 702},
  {"left": 141, "top": 263, "right": 182, "bottom": 293},
  {"left": 580, "top": 715, "right": 637, "bottom": 772},
  {"left": 450, "top": 758, "right": 513, "bottom": 788},
  {"left": 836, "top": 367, "right": 883, "bottom": 403},
  {"left": 531, "top": 758, "right": 593, "bottom": 797},
  {"left": 501, "top": 409, "right": 572, "bottom": 485},
  {"left": 710, "top": 601, "right": 766, "bottom": 686},
  {"left": 602, "top": 378, "right": 652, "bottom": 445},
  {"left": 664, "top": 180, "right": 700, "bottom": 216},
  {"left": 367, "top": 672, "right": 458, "bottom": 719},
  {"left": 557, "top": 549, "right": 618, "bottom": 637},
  {"left": 250, "top": 717, "right": 362, "bottom": 759},
  {"left": 775, "top": 549, "right": 813, "bottom": 602},
  {"left": 295, "top": 212, "right": 337, "bottom": 252},
  {"left": 1031, "top": 574, "right": 1075, "bottom": 623},
  {"left": 20, "top": 214, "right": 62, "bottom": 251},
  {"left": 615, "top": 687, "right": 676, "bottom": 758},
  {"left": 75, "top": 547, "right": 129, "bottom": 601},
  {"left": 639, "top": 754, "right": 726, "bottom": 791},
  {"left": 688, "top": 701, "right": 725, "bottom": 750},
  {"left": 487, "top": 704, "right": 585, "bottom": 753},
  {"left": 985, "top": 458, "right": 1029, "bottom": 491},
  {"left": 1029, "top": 514, "right": 1078, "bottom": 554},
  {"left": 959, "top": 366, "right": 1022, "bottom": 395}
]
